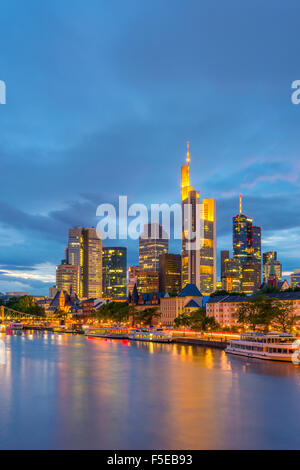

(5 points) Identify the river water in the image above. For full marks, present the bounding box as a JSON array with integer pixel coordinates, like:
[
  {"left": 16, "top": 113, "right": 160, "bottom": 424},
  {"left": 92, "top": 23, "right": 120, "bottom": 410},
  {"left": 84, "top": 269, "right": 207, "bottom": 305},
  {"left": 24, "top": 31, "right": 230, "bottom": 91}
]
[{"left": 0, "top": 330, "right": 299, "bottom": 450}]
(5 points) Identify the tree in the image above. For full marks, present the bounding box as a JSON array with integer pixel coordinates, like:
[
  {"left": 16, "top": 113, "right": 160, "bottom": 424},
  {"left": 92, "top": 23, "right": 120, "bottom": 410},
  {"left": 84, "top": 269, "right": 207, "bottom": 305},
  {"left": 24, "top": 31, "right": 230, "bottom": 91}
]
[
  {"left": 6, "top": 295, "right": 45, "bottom": 317},
  {"left": 93, "top": 302, "right": 130, "bottom": 324},
  {"left": 210, "top": 290, "right": 246, "bottom": 298},
  {"left": 271, "top": 301, "right": 299, "bottom": 333},
  {"left": 237, "top": 295, "right": 276, "bottom": 331},
  {"left": 174, "top": 308, "right": 219, "bottom": 331},
  {"left": 174, "top": 313, "right": 192, "bottom": 328},
  {"left": 237, "top": 294, "right": 297, "bottom": 332},
  {"left": 135, "top": 308, "right": 160, "bottom": 327}
]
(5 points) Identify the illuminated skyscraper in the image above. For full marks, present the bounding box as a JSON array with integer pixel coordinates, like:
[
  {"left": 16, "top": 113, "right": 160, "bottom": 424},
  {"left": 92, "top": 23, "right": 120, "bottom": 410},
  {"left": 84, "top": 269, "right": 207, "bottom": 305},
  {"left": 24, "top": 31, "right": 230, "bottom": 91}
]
[
  {"left": 159, "top": 253, "right": 181, "bottom": 294},
  {"left": 290, "top": 269, "right": 300, "bottom": 288},
  {"left": 64, "top": 227, "right": 102, "bottom": 298},
  {"left": 127, "top": 265, "right": 140, "bottom": 296},
  {"left": 220, "top": 250, "right": 230, "bottom": 280},
  {"left": 136, "top": 271, "right": 159, "bottom": 293},
  {"left": 56, "top": 264, "right": 80, "bottom": 295},
  {"left": 102, "top": 247, "right": 127, "bottom": 299},
  {"left": 139, "top": 223, "right": 168, "bottom": 272},
  {"left": 181, "top": 142, "right": 217, "bottom": 294},
  {"left": 263, "top": 251, "right": 282, "bottom": 282},
  {"left": 82, "top": 228, "right": 102, "bottom": 298},
  {"left": 232, "top": 196, "right": 261, "bottom": 293},
  {"left": 222, "top": 257, "right": 241, "bottom": 292}
]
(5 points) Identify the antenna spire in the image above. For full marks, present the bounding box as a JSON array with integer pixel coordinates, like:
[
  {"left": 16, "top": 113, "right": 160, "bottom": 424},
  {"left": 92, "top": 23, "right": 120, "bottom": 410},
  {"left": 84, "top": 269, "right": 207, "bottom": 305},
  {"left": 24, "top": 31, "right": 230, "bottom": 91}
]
[
  {"left": 239, "top": 194, "right": 242, "bottom": 214},
  {"left": 186, "top": 141, "right": 190, "bottom": 165}
]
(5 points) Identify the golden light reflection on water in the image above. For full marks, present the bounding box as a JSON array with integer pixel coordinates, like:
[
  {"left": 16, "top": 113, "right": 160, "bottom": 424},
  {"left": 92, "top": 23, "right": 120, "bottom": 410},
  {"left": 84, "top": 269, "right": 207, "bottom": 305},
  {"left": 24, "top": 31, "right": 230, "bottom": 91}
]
[{"left": 0, "top": 331, "right": 298, "bottom": 450}]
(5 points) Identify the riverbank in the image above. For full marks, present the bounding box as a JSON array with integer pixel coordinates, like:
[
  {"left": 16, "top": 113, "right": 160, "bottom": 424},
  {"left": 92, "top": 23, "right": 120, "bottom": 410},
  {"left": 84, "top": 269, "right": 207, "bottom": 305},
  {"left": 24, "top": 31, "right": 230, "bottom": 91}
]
[{"left": 174, "top": 337, "right": 228, "bottom": 349}]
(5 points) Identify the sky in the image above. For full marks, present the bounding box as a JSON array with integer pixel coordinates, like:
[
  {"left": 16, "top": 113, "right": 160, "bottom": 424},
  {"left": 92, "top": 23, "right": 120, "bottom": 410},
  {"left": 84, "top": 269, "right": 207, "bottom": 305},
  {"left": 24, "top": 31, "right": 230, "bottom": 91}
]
[{"left": 0, "top": 0, "right": 300, "bottom": 294}]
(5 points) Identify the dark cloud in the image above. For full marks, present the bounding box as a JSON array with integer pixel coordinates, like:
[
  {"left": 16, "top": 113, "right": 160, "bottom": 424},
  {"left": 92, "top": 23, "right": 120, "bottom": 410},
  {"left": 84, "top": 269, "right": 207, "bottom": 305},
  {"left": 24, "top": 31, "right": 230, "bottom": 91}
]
[{"left": 0, "top": 0, "right": 300, "bottom": 292}]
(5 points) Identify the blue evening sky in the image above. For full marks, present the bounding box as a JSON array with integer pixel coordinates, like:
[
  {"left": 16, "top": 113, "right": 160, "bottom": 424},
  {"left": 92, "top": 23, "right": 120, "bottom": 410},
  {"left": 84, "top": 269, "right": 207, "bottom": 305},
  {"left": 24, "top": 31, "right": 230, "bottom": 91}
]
[{"left": 0, "top": 0, "right": 300, "bottom": 294}]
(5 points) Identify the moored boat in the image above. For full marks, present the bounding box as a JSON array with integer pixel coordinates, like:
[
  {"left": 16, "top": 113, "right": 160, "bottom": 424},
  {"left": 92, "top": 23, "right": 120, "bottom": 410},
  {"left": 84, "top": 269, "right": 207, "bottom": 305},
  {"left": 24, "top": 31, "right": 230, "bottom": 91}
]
[
  {"left": 85, "top": 326, "right": 129, "bottom": 339},
  {"left": 128, "top": 328, "right": 173, "bottom": 343},
  {"left": 8, "top": 322, "right": 23, "bottom": 331},
  {"left": 226, "top": 332, "right": 300, "bottom": 363}
]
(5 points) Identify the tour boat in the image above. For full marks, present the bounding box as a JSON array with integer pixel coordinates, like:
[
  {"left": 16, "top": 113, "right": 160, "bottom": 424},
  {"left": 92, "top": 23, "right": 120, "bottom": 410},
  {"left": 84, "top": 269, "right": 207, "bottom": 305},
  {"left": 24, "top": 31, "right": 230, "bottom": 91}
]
[
  {"left": 226, "top": 332, "right": 300, "bottom": 363},
  {"left": 8, "top": 322, "right": 23, "bottom": 331},
  {"left": 128, "top": 328, "right": 173, "bottom": 343},
  {"left": 53, "top": 325, "right": 67, "bottom": 333},
  {"left": 85, "top": 326, "right": 129, "bottom": 339}
]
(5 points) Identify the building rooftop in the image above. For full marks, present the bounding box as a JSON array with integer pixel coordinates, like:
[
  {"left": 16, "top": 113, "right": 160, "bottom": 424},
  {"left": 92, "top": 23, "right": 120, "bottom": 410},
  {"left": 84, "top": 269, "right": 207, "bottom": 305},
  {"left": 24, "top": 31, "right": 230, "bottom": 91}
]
[
  {"left": 206, "top": 295, "right": 248, "bottom": 304},
  {"left": 178, "top": 283, "right": 202, "bottom": 297},
  {"left": 184, "top": 299, "right": 200, "bottom": 308},
  {"left": 207, "top": 290, "right": 300, "bottom": 304}
]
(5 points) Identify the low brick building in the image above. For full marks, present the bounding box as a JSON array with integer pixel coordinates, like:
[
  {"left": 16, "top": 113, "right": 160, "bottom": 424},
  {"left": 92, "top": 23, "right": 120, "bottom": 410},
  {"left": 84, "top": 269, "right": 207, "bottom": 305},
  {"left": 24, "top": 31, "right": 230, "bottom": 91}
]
[{"left": 206, "top": 291, "right": 300, "bottom": 328}]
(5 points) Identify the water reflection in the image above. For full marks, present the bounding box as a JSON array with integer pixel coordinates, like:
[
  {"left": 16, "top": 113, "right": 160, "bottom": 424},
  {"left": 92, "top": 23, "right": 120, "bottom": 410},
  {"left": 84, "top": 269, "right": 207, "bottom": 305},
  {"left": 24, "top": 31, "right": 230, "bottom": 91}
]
[{"left": 0, "top": 331, "right": 298, "bottom": 450}]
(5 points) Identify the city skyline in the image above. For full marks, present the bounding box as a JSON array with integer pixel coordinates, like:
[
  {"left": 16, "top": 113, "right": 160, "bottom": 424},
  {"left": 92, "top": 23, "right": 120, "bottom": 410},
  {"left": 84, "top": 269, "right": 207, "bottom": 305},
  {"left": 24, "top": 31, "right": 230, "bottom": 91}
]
[{"left": 0, "top": 1, "right": 300, "bottom": 294}]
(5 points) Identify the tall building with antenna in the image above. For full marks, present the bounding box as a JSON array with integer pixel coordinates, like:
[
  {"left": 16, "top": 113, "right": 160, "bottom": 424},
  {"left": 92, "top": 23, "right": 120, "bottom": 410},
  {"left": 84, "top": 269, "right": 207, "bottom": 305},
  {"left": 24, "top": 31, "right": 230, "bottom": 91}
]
[
  {"left": 181, "top": 142, "right": 216, "bottom": 295},
  {"left": 232, "top": 195, "right": 261, "bottom": 293}
]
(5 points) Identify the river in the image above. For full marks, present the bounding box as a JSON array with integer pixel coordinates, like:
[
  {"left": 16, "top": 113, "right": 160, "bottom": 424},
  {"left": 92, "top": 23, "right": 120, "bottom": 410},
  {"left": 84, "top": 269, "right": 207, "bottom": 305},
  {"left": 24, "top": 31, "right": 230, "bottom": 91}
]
[{"left": 0, "top": 330, "right": 299, "bottom": 449}]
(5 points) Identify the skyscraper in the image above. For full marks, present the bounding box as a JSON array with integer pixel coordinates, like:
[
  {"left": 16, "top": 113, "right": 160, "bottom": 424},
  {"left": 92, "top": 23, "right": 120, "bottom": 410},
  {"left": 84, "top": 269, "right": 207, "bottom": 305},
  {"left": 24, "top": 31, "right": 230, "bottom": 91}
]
[
  {"left": 136, "top": 271, "right": 159, "bottom": 293},
  {"left": 159, "top": 253, "right": 181, "bottom": 294},
  {"left": 62, "top": 227, "right": 102, "bottom": 299},
  {"left": 56, "top": 264, "right": 80, "bottom": 295},
  {"left": 139, "top": 223, "right": 168, "bottom": 272},
  {"left": 222, "top": 257, "right": 241, "bottom": 292},
  {"left": 220, "top": 250, "right": 230, "bottom": 280},
  {"left": 102, "top": 247, "right": 127, "bottom": 299},
  {"left": 290, "top": 269, "right": 300, "bottom": 288},
  {"left": 263, "top": 251, "right": 282, "bottom": 282},
  {"left": 127, "top": 265, "right": 140, "bottom": 296},
  {"left": 82, "top": 228, "right": 102, "bottom": 298},
  {"left": 232, "top": 196, "right": 261, "bottom": 293},
  {"left": 181, "top": 142, "right": 217, "bottom": 294}
]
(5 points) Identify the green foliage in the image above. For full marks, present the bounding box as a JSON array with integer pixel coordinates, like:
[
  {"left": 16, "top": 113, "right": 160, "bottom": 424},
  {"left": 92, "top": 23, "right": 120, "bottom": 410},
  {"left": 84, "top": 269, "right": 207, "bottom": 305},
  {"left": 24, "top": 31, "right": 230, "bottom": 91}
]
[
  {"left": 210, "top": 290, "right": 245, "bottom": 298},
  {"left": 238, "top": 294, "right": 299, "bottom": 333},
  {"left": 270, "top": 301, "right": 299, "bottom": 333},
  {"left": 5, "top": 296, "right": 45, "bottom": 316},
  {"left": 259, "top": 285, "right": 281, "bottom": 294},
  {"left": 134, "top": 307, "right": 160, "bottom": 327},
  {"left": 92, "top": 302, "right": 130, "bottom": 323},
  {"left": 174, "top": 308, "right": 219, "bottom": 331}
]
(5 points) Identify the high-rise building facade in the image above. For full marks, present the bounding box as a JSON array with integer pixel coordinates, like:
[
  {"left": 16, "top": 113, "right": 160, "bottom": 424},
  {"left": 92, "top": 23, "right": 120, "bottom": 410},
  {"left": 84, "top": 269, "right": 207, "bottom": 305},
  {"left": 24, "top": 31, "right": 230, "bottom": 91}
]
[
  {"left": 241, "top": 260, "right": 261, "bottom": 294},
  {"left": 263, "top": 251, "right": 282, "bottom": 282},
  {"left": 102, "top": 247, "right": 127, "bottom": 299},
  {"left": 56, "top": 264, "right": 80, "bottom": 295},
  {"left": 232, "top": 196, "right": 261, "bottom": 293},
  {"left": 220, "top": 250, "right": 230, "bottom": 280},
  {"left": 82, "top": 228, "right": 102, "bottom": 298},
  {"left": 181, "top": 142, "right": 217, "bottom": 294},
  {"left": 61, "top": 227, "right": 102, "bottom": 298},
  {"left": 139, "top": 223, "right": 168, "bottom": 272},
  {"left": 159, "top": 253, "right": 181, "bottom": 294},
  {"left": 136, "top": 271, "right": 159, "bottom": 294},
  {"left": 290, "top": 269, "right": 300, "bottom": 288},
  {"left": 127, "top": 265, "right": 140, "bottom": 296},
  {"left": 222, "top": 257, "right": 241, "bottom": 292}
]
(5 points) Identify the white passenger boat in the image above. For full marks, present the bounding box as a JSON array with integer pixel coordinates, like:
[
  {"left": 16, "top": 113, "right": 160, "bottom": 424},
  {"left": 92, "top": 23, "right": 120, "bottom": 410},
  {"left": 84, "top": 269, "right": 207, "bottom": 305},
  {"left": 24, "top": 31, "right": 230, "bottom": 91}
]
[
  {"left": 128, "top": 328, "right": 173, "bottom": 343},
  {"left": 226, "top": 332, "right": 300, "bottom": 363},
  {"left": 85, "top": 326, "right": 129, "bottom": 339}
]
